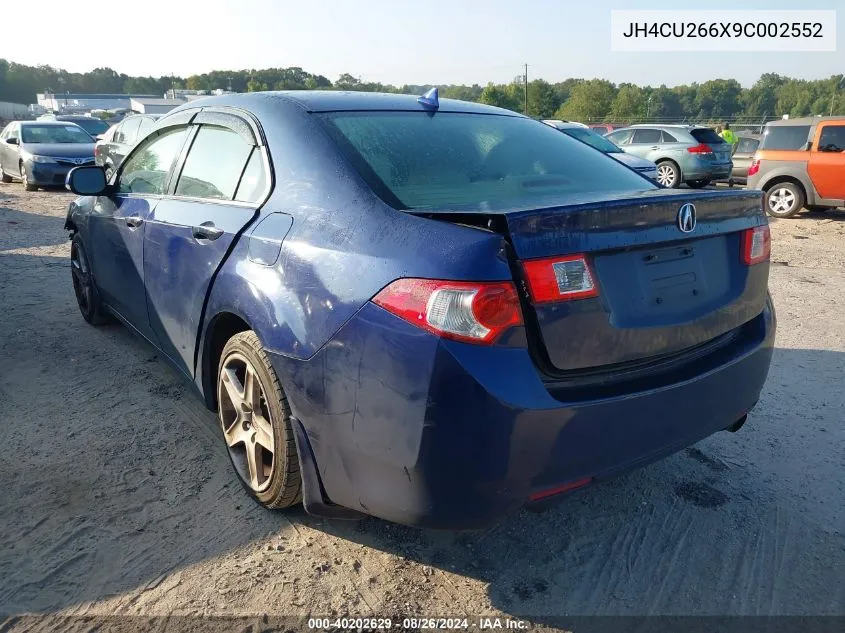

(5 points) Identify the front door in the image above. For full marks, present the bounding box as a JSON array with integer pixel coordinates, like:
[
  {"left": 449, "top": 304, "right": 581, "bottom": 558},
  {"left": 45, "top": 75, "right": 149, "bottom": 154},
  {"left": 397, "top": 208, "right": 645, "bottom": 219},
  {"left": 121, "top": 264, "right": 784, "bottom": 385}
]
[
  {"left": 143, "top": 123, "right": 267, "bottom": 377},
  {"left": 88, "top": 125, "right": 191, "bottom": 343},
  {"left": 808, "top": 122, "right": 845, "bottom": 200}
]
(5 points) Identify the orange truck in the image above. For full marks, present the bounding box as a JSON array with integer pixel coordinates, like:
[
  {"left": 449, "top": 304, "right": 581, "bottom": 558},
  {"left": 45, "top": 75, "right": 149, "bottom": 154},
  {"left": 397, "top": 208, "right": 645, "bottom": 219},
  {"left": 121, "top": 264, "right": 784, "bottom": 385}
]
[{"left": 747, "top": 116, "right": 845, "bottom": 218}]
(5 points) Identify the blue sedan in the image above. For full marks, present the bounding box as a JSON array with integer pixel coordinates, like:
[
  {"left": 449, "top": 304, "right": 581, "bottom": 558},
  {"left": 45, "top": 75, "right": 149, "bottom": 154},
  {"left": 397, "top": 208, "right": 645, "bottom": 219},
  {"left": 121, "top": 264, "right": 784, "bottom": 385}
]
[{"left": 64, "top": 90, "right": 775, "bottom": 529}]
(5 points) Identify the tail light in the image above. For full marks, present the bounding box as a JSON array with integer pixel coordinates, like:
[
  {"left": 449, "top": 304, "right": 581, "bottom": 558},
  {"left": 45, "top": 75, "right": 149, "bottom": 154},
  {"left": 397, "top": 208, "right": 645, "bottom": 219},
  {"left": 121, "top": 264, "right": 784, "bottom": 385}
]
[
  {"left": 372, "top": 278, "right": 523, "bottom": 345},
  {"left": 741, "top": 226, "right": 771, "bottom": 265},
  {"left": 747, "top": 159, "right": 760, "bottom": 177},
  {"left": 686, "top": 143, "right": 713, "bottom": 154},
  {"left": 522, "top": 254, "right": 598, "bottom": 304}
]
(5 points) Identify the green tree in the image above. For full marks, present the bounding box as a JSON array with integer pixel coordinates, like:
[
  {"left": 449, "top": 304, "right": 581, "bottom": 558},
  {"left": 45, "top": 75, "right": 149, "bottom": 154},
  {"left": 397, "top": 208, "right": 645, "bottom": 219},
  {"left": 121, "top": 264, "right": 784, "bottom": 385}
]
[
  {"left": 741, "top": 73, "right": 785, "bottom": 119},
  {"left": 478, "top": 83, "right": 522, "bottom": 112},
  {"left": 610, "top": 84, "right": 646, "bottom": 121},
  {"left": 555, "top": 79, "right": 616, "bottom": 121},
  {"left": 527, "top": 79, "right": 562, "bottom": 119},
  {"left": 695, "top": 79, "right": 742, "bottom": 120},
  {"left": 247, "top": 78, "right": 269, "bottom": 92}
]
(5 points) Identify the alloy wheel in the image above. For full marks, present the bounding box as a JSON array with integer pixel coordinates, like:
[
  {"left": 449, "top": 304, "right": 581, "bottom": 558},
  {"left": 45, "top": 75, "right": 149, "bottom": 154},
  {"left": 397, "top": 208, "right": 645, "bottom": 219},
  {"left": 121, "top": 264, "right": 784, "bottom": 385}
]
[
  {"left": 656, "top": 164, "right": 676, "bottom": 187},
  {"left": 70, "top": 241, "right": 93, "bottom": 314},
  {"left": 218, "top": 352, "right": 276, "bottom": 492},
  {"left": 768, "top": 187, "right": 796, "bottom": 214}
]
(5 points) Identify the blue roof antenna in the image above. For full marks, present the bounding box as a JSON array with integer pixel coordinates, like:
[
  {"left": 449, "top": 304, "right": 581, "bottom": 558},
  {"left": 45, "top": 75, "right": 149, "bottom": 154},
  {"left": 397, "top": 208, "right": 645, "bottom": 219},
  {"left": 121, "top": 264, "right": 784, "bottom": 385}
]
[{"left": 417, "top": 87, "right": 439, "bottom": 110}]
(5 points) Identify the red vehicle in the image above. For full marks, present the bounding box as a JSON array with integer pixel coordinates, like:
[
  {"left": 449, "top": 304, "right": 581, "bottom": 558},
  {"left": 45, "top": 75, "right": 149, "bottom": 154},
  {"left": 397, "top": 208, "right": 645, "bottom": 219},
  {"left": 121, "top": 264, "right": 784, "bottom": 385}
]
[{"left": 589, "top": 123, "right": 623, "bottom": 136}]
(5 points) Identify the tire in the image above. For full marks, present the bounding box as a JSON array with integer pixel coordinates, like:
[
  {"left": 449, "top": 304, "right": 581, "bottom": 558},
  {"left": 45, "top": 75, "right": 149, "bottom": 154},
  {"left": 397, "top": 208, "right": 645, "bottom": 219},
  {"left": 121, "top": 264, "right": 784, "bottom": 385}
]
[
  {"left": 764, "top": 182, "right": 804, "bottom": 218},
  {"left": 20, "top": 164, "right": 37, "bottom": 191},
  {"left": 0, "top": 169, "right": 11, "bottom": 183},
  {"left": 217, "top": 331, "right": 302, "bottom": 509},
  {"left": 70, "top": 234, "right": 111, "bottom": 325},
  {"left": 655, "top": 161, "right": 681, "bottom": 188},
  {"left": 686, "top": 179, "right": 711, "bottom": 189}
]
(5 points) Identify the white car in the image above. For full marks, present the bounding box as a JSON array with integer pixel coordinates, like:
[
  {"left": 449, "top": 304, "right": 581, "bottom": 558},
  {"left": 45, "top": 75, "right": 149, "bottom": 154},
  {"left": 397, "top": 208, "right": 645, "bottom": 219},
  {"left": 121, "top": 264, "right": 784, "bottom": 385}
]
[{"left": 542, "top": 120, "right": 659, "bottom": 181}]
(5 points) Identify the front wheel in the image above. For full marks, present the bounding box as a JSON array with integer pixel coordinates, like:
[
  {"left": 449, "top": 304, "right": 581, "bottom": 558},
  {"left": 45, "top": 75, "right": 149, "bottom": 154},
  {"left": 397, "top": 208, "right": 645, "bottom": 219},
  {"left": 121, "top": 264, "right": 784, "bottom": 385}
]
[
  {"left": 1, "top": 168, "right": 12, "bottom": 183},
  {"left": 655, "top": 161, "right": 680, "bottom": 188},
  {"left": 70, "top": 234, "right": 111, "bottom": 325},
  {"left": 765, "top": 182, "right": 804, "bottom": 218},
  {"left": 217, "top": 331, "right": 302, "bottom": 509},
  {"left": 686, "top": 179, "right": 710, "bottom": 189},
  {"left": 21, "top": 165, "right": 37, "bottom": 192}
]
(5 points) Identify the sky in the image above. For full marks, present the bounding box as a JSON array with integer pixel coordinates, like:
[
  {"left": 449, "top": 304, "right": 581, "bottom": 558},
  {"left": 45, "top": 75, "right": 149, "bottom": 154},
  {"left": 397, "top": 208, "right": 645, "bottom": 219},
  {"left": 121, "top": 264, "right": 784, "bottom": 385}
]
[{"left": 1, "top": 0, "right": 843, "bottom": 88}]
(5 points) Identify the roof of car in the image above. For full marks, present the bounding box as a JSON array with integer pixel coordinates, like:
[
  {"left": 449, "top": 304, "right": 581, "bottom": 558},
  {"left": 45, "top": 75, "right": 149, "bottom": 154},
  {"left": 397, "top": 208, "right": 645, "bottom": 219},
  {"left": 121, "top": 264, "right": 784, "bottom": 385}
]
[
  {"left": 765, "top": 116, "right": 845, "bottom": 126},
  {"left": 20, "top": 120, "right": 84, "bottom": 127},
  {"left": 181, "top": 90, "right": 525, "bottom": 116},
  {"left": 628, "top": 123, "right": 699, "bottom": 128}
]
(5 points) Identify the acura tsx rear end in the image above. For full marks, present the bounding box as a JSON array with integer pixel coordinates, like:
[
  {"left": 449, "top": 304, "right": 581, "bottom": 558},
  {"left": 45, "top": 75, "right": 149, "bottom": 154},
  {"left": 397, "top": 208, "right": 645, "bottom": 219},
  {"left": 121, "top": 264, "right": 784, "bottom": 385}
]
[{"left": 64, "top": 90, "right": 775, "bottom": 530}]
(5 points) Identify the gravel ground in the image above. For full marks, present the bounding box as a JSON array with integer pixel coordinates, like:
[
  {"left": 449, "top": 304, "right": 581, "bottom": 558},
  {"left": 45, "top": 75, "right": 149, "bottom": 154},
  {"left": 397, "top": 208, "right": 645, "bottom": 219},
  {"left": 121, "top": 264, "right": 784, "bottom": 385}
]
[{"left": 1, "top": 184, "right": 844, "bottom": 630}]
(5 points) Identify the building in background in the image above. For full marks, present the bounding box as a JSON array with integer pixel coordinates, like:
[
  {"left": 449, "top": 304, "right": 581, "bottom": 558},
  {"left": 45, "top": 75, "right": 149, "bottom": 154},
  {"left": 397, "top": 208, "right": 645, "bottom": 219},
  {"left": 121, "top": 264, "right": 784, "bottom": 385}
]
[
  {"left": 129, "top": 97, "right": 185, "bottom": 114},
  {"left": 164, "top": 88, "right": 236, "bottom": 101},
  {"left": 37, "top": 93, "right": 159, "bottom": 114}
]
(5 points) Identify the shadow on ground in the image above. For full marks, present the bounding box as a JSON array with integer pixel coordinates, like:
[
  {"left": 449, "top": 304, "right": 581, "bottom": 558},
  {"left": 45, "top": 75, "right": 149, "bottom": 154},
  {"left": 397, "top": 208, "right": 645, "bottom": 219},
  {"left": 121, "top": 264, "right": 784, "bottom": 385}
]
[{"left": 1, "top": 248, "right": 843, "bottom": 621}]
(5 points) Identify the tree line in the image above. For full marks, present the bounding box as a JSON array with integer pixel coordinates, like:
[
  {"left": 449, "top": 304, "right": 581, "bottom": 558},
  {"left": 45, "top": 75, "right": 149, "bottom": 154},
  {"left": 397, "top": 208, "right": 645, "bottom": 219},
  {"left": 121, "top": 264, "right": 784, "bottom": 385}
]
[{"left": 1, "top": 58, "right": 843, "bottom": 122}]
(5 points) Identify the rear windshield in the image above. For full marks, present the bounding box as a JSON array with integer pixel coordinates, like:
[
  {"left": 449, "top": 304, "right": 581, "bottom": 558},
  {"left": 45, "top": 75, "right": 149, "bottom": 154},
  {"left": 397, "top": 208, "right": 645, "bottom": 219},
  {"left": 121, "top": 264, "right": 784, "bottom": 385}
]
[
  {"left": 319, "top": 112, "right": 655, "bottom": 210},
  {"left": 65, "top": 118, "right": 110, "bottom": 136},
  {"left": 761, "top": 125, "right": 811, "bottom": 150},
  {"left": 690, "top": 128, "right": 727, "bottom": 145},
  {"left": 559, "top": 127, "right": 623, "bottom": 153}
]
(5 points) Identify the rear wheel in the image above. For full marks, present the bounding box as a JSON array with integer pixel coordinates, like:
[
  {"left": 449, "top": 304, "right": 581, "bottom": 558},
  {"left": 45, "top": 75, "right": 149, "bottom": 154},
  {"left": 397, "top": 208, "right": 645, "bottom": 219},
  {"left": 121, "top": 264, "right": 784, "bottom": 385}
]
[
  {"left": 686, "top": 179, "right": 711, "bottom": 189},
  {"left": 765, "top": 182, "right": 804, "bottom": 218},
  {"left": 70, "top": 235, "right": 111, "bottom": 325},
  {"left": 217, "top": 331, "right": 302, "bottom": 509},
  {"left": 655, "top": 161, "right": 680, "bottom": 188}
]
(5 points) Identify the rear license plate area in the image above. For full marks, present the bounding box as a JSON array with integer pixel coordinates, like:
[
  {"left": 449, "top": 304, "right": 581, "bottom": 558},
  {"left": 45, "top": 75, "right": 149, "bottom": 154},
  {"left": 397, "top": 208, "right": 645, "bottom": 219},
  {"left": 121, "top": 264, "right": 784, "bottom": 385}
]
[{"left": 640, "top": 245, "right": 704, "bottom": 308}]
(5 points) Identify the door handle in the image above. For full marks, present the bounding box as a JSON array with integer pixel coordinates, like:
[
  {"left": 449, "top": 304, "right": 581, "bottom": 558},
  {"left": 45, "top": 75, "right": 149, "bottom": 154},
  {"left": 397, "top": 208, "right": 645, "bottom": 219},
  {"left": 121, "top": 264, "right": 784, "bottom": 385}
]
[
  {"left": 125, "top": 215, "right": 143, "bottom": 228},
  {"left": 192, "top": 222, "right": 224, "bottom": 241},
  {"left": 650, "top": 146, "right": 660, "bottom": 150}
]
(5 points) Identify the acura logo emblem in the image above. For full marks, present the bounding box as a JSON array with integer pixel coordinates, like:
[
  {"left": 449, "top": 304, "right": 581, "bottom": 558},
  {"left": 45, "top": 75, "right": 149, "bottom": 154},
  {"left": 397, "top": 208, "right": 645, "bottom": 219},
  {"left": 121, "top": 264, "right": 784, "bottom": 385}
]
[{"left": 678, "top": 203, "right": 696, "bottom": 233}]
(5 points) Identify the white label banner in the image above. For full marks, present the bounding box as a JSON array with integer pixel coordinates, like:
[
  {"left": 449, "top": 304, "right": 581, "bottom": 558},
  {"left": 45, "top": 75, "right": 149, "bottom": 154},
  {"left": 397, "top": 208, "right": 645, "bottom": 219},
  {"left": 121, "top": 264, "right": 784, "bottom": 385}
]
[{"left": 610, "top": 10, "right": 837, "bottom": 52}]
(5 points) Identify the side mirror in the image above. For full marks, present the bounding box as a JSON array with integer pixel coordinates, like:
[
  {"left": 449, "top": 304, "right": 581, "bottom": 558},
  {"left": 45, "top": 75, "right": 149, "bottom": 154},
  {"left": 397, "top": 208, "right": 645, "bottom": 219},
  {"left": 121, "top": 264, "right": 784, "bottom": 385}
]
[
  {"left": 6, "top": 137, "right": 18, "bottom": 145},
  {"left": 66, "top": 166, "right": 107, "bottom": 196}
]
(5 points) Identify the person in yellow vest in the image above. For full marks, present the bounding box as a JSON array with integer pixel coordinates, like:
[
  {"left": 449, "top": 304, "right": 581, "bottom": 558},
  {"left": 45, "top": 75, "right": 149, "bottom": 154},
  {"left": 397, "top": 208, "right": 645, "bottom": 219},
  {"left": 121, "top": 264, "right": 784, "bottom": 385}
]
[{"left": 719, "top": 122, "right": 738, "bottom": 147}]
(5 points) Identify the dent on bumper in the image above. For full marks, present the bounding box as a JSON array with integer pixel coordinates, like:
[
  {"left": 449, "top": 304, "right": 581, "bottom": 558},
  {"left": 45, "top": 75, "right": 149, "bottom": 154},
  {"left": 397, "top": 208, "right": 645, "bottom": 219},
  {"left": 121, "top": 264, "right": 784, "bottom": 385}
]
[{"left": 271, "top": 300, "right": 775, "bottom": 529}]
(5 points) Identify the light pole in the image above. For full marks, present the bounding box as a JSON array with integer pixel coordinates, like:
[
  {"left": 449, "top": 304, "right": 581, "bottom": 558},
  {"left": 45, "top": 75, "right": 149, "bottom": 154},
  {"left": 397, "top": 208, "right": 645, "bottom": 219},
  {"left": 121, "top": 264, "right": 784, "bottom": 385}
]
[{"left": 646, "top": 94, "right": 653, "bottom": 120}]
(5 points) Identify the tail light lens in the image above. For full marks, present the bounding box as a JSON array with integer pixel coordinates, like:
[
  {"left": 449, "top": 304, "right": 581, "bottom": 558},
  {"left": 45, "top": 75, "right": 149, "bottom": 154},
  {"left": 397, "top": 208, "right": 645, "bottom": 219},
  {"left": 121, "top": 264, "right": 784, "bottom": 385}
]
[
  {"left": 741, "top": 226, "right": 771, "bottom": 265},
  {"left": 522, "top": 254, "right": 598, "bottom": 304},
  {"left": 687, "top": 143, "right": 713, "bottom": 154},
  {"left": 372, "top": 278, "right": 523, "bottom": 345},
  {"left": 747, "top": 159, "right": 760, "bottom": 177}
]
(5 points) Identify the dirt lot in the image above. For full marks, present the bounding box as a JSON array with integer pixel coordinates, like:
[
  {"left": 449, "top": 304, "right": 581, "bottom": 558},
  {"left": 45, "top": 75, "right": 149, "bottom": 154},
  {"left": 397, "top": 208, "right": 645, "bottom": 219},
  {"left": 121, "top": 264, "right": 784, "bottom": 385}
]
[{"left": 1, "top": 184, "right": 844, "bottom": 629}]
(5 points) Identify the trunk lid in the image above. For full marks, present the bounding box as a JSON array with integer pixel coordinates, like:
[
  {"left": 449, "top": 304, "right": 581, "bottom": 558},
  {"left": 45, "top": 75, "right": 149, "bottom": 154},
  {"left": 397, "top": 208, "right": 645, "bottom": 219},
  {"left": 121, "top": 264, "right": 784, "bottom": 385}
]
[{"left": 499, "top": 189, "right": 768, "bottom": 372}]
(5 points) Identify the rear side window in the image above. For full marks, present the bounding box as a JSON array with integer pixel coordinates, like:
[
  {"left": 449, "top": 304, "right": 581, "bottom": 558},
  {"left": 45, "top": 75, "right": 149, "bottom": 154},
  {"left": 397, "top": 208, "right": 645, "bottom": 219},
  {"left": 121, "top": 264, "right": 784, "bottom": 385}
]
[
  {"left": 234, "top": 150, "right": 269, "bottom": 203},
  {"left": 817, "top": 125, "right": 845, "bottom": 152},
  {"left": 661, "top": 131, "right": 678, "bottom": 142},
  {"left": 690, "top": 128, "right": 727, "bottom": 145},
  {"left": 606, "top": 129, "right": 632, "bottom": 145},
  {"left": 761, "top": 125, "right": 811, "bottom": 150},
  {"left": 320, "top": 112, "right": 655, "bottom": 211},
  {"left": 631, "top": 129, "right": 662, "bottom": 144},
  {"left": 175, "top": 126, "right": 253, "bottom": 201},
  {"left": 118, "top": 127, "right": 190, "bottom": 195}
]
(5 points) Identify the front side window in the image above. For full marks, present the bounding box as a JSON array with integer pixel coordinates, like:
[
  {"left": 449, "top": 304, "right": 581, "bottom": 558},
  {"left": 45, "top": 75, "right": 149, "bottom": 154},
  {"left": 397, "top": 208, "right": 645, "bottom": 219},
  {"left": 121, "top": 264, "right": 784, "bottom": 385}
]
[
  {"left": 631, "top": 129, "right": 662, "bottom": 144},
  {"left": 817, "top": 125, "right": 845, "bottom": 152},
  {"left": 175, "top": 126, "right": 254, "bottom": 201},
  {"left": 20, "top": 125, "right": 92, "bottom": 144},
  {"left": 118, "top": 127, "right": 189, "bottom": 195},
  {"left": 761, "top": 125, "right": 811, "bottom": 150},
  {"left": 320, "top": 112, "right": 655, "bottom": 211},
  {"left": 606, "top": 129, "right": 633, "bottom": 145}
]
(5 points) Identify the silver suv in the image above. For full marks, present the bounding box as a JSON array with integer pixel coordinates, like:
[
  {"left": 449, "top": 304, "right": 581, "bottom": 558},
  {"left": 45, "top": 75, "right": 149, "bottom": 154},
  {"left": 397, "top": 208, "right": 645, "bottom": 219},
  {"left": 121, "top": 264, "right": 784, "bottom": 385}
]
[{"left": 606, "top": 124, "right": 733, "bottom": 188}]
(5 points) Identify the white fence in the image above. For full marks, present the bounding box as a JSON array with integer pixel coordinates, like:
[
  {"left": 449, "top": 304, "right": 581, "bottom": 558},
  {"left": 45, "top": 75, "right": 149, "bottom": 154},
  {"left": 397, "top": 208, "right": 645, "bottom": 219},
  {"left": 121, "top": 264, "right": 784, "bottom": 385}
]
[{"left": 0, "top": 101, "right": 30, "bottom": 120}]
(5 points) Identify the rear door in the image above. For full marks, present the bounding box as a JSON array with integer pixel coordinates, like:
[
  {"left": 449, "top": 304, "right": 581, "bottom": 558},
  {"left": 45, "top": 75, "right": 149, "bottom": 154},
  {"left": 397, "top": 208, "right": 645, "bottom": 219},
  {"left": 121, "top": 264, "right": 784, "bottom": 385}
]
[
  {"left": 143, "top": 111, "right": 269, "bottom": 376},
  {"left": 808, "top": 122, "right": 845, "bottom": 199},
  {"left": 627, "top": 128, "right": 663, "bottom": 159}
]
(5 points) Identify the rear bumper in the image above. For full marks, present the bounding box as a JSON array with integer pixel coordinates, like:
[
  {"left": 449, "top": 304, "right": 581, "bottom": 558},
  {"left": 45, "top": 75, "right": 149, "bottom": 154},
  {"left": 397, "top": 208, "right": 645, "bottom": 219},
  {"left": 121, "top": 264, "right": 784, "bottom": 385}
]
[
  {"left": 271, "top": 298, "right": 775, "bottom": 530},
  {"left": 684, "top": 160, "right": 733, "bottom": 181}
]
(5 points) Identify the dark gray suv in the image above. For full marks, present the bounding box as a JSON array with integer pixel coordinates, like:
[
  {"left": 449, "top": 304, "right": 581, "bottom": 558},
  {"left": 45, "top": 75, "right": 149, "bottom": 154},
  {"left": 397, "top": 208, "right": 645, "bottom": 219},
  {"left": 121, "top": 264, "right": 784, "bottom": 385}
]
[
  {"left": 94, "top": 114, "right": 160, "bottom": 179},
  {"left": 607, "top": 125, "right": 733, "bottom": 188}
]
